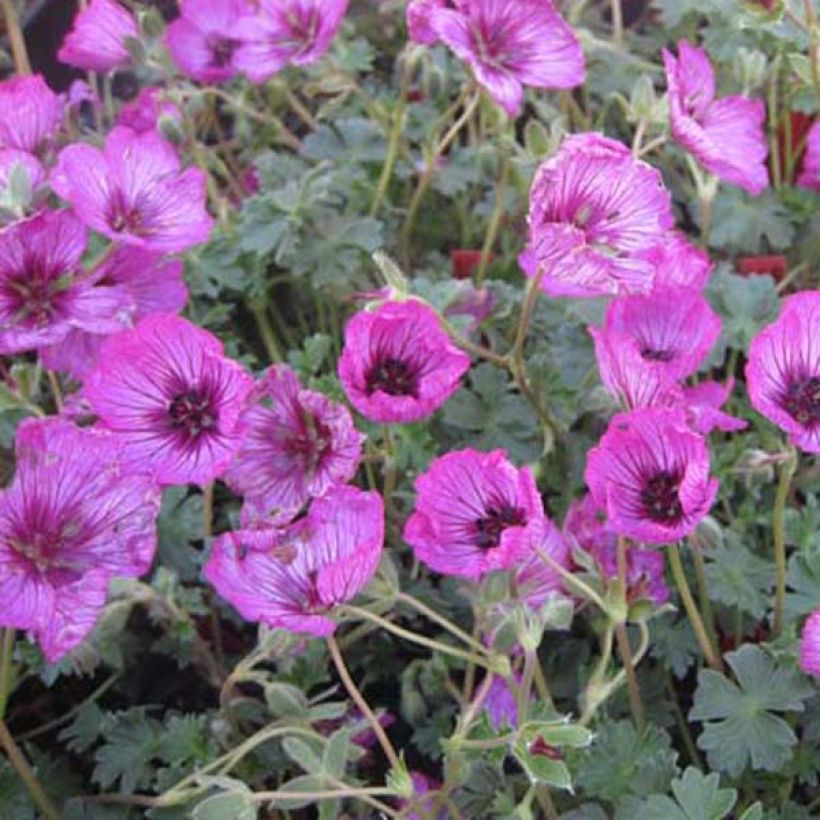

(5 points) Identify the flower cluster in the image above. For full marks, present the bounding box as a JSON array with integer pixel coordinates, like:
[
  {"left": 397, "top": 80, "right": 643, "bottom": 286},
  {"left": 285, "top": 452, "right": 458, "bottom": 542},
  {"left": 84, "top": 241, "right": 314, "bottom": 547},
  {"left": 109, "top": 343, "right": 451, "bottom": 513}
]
[{"left": 60, "top": 0, "right": 347, "bottom": 85}]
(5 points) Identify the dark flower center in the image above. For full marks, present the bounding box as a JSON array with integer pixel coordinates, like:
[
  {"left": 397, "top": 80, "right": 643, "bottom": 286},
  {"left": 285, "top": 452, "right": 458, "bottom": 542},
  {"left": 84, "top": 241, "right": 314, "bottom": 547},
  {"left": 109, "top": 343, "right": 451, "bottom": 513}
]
[
  {"left": 640, "top": 346, "right": 675, "bottom": 363},
  {"left": 8, "top": 271, "right": 64, "bottom": 326},
  {"left": 107, "top": 190, "right": 143, "bottom": 234},
  {"left": 208, "top": 35, "right": 239, "bottom": 68},
  {"left": 782, "top": 376, "right": 820, "bottom": 426},
  {"left": 474, "top": 504, "right": 527, "bottom": 549},
  {"left": 286, "top": 410, "right": 332, "bottom": 474},
  {"left": 168, "top": 389, "right": 217, "bottom": 439},
  {"left": 640, "top": 471, "right": 684, "bottom": 524},
  {"left": 365, "top": 356, "right": 420, "bottom": 398}
]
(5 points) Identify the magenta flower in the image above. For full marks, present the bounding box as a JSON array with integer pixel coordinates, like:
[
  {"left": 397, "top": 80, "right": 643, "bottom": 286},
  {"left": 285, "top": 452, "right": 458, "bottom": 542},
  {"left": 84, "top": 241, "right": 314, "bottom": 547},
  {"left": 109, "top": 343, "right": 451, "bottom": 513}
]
[
  {"left": 404, "top": 449, "right": 544, "bottom": 580},
  {"left": 514, "top": 516, "right": 570, "bottom": 610},
  {"left": 166, "top": 0, "right": 251, "bottom": 84},
  {"left": 0, "top": 418, "right": 160, "bottom": 662},
  {"left": 746, "top": 291, "right": 820, "bottom": 454},
  {"left": 664, "top": 41, "right": 768, "bottom": 196},
  {"left": 522, "top": 134, "right": 673, "bottom": 298},
  {"left": 644, "top": 232, "right": 713, "bottom": 291},
  {"left": 52, "top": 126, "right": 214, "bottom": 254},
  {"left": 118, "top": 87, "right": 180, "bottom": 134},
  {"left": 225, "top": 365, "right": 363, "bottom": 524},
  {"left": 429, "top": 0, "right": 584, "bottom": 117},
  {"left": 797, "top": 120, "right": 820, "bottom": 193},
  {"left": 58, "top": 0, "right": 139, "bottom": 72},
  {"left": 0, "top": 75, "right": 62, "bottom": 155},
  {"left": 0, "top": 210, "right": 133, "bottom": 355},
  {"left": 83, "top": 314, "right": 254, "bottom": 486},
  {"left": 234, "top": 0, "right": 349, "bottom": 84},
  {"left": 800, "top": 609, "right": 820, "bottom": 677},
  {"left": 204, "top": 486, "right": 383, "bottom": 637},
  {"left": 407, "top": 0, "right": 446, "bottom": 45},
  {"left": 682, "top": 380, "right": 748, "bottom": 435},
  {"left": 603, "top": 286, "right": 722, "bottom": 381},
  {"left": 484, "top": 675, "right": 521, "bottom": 730},
  {"left": 564, "top": 496, "right": 668, "bottom": 605},
  {"left": 584, "top": 408, "right": 719, "bottom": 544},
  {"left": 41, "top": 248, "right": 188, "bottom": 380},
  {"left": 338, "top": 300, "right": 470, "bottom": 424},
  {"left": 589, "top": 324, "right": 684, "bottom": 411}
]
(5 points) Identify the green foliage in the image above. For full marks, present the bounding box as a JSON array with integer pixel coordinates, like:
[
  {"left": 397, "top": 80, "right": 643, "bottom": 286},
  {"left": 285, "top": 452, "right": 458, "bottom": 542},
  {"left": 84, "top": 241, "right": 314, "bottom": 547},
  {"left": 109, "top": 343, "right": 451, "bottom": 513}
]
[{"left": 690, "top": 645, "right": 814, "bottom": 776}]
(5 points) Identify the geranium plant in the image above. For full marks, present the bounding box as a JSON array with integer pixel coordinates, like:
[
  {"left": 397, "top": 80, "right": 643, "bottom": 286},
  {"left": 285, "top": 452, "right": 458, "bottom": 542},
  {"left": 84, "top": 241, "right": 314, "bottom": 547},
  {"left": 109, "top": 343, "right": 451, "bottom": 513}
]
[{"left": 0, "top": 0, "right": 817, "bottom": 817}]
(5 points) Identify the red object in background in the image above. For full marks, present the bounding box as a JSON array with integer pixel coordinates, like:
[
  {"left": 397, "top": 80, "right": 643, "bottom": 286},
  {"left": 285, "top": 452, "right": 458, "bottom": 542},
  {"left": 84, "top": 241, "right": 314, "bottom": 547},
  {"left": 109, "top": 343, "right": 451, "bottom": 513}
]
[
  {"left": 451, "top": 249, "right": 492, "bottom": 279},
  {"left": 776, "top": 110, "right": 813, "bottom": 183},
  {"left": 736, "top": 255, "right": 788, "bottom": 281},
  {"left": 407, "top": 87, "right": 425, "bottom": 103}
]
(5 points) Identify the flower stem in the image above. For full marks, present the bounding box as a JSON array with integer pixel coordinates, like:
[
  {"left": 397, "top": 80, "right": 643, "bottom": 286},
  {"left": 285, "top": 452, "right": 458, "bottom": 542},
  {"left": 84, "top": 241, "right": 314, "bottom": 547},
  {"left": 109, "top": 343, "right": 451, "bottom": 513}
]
[
  {"left": 0, "top": 720, "right": 60, "bottom": 820},
  {"left": 343, "top": 606, "right": 505, "bottom": 674},
  {"left": 475, "top": 149, "right": 510, "bottom": 285},
  {"left": 689, "top": 535, "right": 720, "bottom": 658},
  {"left": 616, "top": 539, "right": 645, "bottom": 731},
  {"left": 370, "top": 71, "right": 408, "bottom": 217},
  {"left": 0, "top": 0, "right": 31, "bottom": 75},
  {"left": 326, "top": 634, "right": 401, "bottom": 770},
  {"left": 396, "top": 592, "right": 489, "bottom": 657},
  {"left": 534, "top": 544, "right": 606, "bottom": 611},
  {"left": 773, "top": 447, "right": 798, "bottom": 637},
  {"left": 250, "top": 303, "right": 284, "bottom": 363},
  {"left": 668, "top": 542, "right": 723, "bottom": 672},
  {"left": 0, "top": 629, "right": 15, "bottom": 722},
  {"left": 610, "top": 0, "right": 624, "bottom": 45}
]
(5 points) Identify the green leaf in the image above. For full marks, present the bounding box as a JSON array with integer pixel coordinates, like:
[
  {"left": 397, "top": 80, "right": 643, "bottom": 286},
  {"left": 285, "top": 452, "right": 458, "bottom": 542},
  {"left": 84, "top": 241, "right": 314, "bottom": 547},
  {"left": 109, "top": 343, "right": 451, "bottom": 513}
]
[
  {"left": 786, "top": 546, "right": 820, "bottom": 617},
  {"left": 707, "top": 188, "right": 795, "bottom": 252},
  {"left": 322, "top": 728, "right": 352, "bottom": 778},
  {"left": 92, "top": 709, "right": 161, "bottom": 793},
  {"left": 192, "top": 791, "right": 256, "bottom": 820},
  {"left": 265, "top": 682, "right": 309, "bottom": 719},
  {"left": 705, "top": 535, "right": 773, "bottom": 618},
  {"left": 282, "top": 737, "right": 324, "bottom": 774},
  {"left": 512, "top": 738, "right": 573, "bottom": 790},
  {"left": 669, "top": 767, "right": 737, "bottom": 820},
  {"left": 156, "top": 487, "right": 204, "bottom": 582},
  {"left": 689, "top": 645, "right": 814, "bottom": 776},
  {"left": 575, "top": 722, "right": 679, "bottom": 801}
]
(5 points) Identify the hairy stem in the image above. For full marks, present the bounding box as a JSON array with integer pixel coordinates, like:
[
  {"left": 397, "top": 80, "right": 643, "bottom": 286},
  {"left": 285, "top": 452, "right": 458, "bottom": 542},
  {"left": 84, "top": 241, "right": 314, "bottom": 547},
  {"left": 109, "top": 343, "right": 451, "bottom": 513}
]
[
  {"left": 0, "top": 720, "right": 60, "bottom": 820},
  {"left": 0, "top": 629, "right": 14, "bottom": 721},
  {"left": 475, "top": 149, "right": 510, "bottom": 285},
  {"left": 1, "top": 0, "right": 31, "bottom": 74},
  {"left": 327, "top": 634, "right": 401, "bottom": 770},
  {"left": 668, "top": 543, "right": 723, "bottom": 672},
  {"left": 773, "top": 447, "right": 798, "bottom": 637},
  {"left": 616, "top": 538, "right": 645, "bottom": 730}
]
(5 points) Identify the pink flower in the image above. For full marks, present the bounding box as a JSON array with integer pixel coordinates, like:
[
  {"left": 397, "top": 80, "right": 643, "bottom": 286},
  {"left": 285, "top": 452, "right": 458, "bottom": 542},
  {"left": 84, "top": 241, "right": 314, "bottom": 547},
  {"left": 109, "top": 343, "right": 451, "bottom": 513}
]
[
  {"left": 234, "top": 0, "right": 349, "bottom": 84},
  {"left": 564, "top": 495, "right": 669, "bottom": 605},
  {"left": 746, "top": 291, "right": 820, "bottom": 454},
  {"left": 204, "top": 486, "right": 383, "bottom": 637},
  {"left": 514, "top": 516, "right": 570, "bottom": 610},
  {"left": 0, "top": 210, "right": 133, "bottom": 355},
  {"left": 407, "top": 0, "right": 447, "bottom": 45},
  {"left": 404, "top": 448, "right": 544, "bottom": 580},
  {"left": 602, "top": 286, "right": 722, "bottom": 381},
  {"left": 338, "top": 300, "right": 470, "bottom": 424},
  {"left": 166, "top": 0, "right": 251, "bottom": 84},
  {"left": 800, "top": 609, "right": 820, "bottom": 677},
  {"left": 0, "top": 75, "right": 62, "bottom": 155},
  {"left": 484, "top": 674, "right": 521, "bottom": 730},
  {"left": 41, "top": 248, "right": 188, "bottom": 380},
  {"left": 664, "top": 41, "right": 768, "bottom": 196},
  {"left": 0, "top": 418, "right": 160, "bottom": 662},
  {"left": 429, "top": 0, "right": 584, "bottom": 117},
  {"left": 58, "top": 0, "right": 139, "bottom": 72},
  {"left": 682, "top": 380, "right": 748, "bottom": 435},
  {"left": 522, "top": 133, "right": 673, "bottom": 298},
  {"left": 225, "top": 365, "right": 364, "bottom": 525},
  {"left": 117, "top": 87, "right": 180, "bottom": 134},
  {"left": 644, "top": 232, "right": 713, "bottom": 291},
  {"left": 83, "top": 314, "right": 254, "bottom": 486},
  {"left": 797, "top": 120, "right": 820, "bottom": 193},
  {"left": 52, "top": 126, "right": 213, "bottom": 254},
  {"left": 589, "top": 324, "right": 684, "bottom": 411},
  {"left": 584, "top": 408, "right": 719, "bottom": 544}
]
